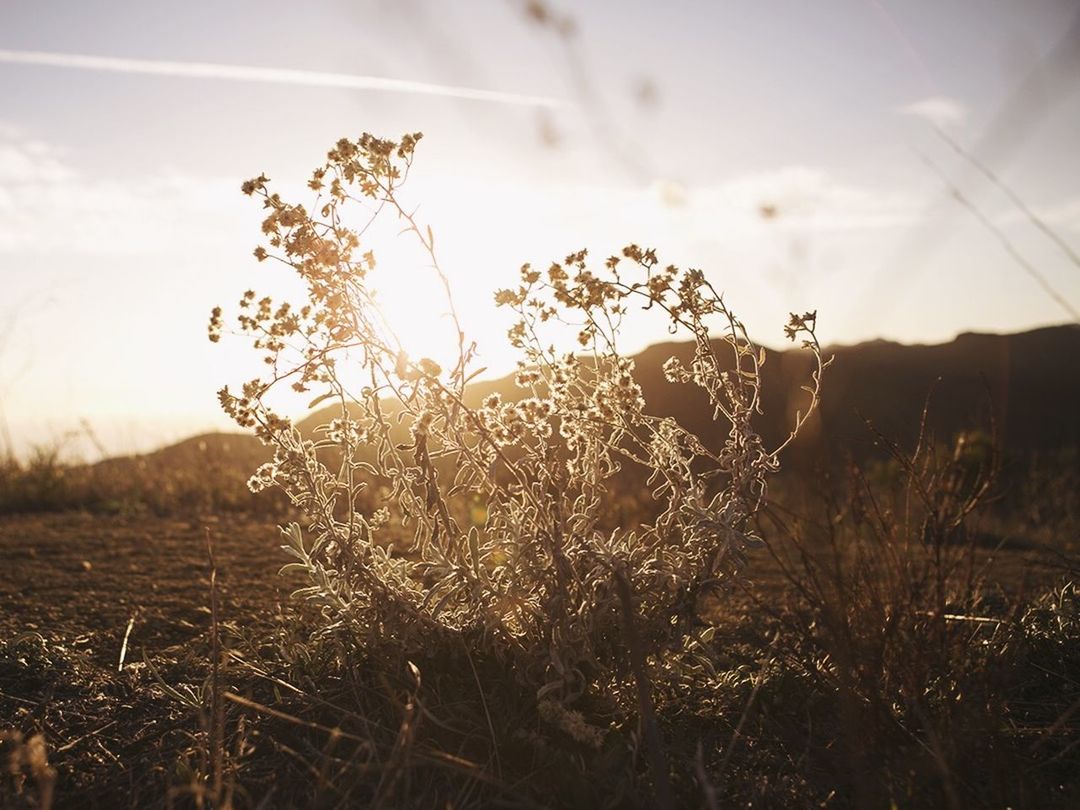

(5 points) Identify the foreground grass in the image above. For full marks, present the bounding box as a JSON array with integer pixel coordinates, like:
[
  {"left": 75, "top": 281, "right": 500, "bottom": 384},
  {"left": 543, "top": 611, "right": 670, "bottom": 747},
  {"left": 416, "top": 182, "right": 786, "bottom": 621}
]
[{"left": 1, "top": 489, "right": 1077, "bottom": 808}]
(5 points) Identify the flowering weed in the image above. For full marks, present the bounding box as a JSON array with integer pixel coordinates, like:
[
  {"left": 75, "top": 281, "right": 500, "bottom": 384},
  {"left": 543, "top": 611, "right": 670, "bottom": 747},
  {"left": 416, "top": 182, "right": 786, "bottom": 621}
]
[{"left": 211, "top": 131, "right": 826, "bottom": 747}]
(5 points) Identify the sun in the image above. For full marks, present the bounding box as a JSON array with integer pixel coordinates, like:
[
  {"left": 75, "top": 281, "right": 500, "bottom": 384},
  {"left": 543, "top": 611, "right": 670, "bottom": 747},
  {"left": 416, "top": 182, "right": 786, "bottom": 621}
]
[{"left": 362, "top": 234, "right": 467, "bottom": 374}]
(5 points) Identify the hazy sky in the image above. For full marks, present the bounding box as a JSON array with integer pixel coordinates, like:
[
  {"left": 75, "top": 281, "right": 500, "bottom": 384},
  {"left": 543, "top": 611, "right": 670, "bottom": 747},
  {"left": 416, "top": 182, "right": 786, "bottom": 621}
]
[{"left": 1, "top": 0, "right": 1078, "bottom": 459}]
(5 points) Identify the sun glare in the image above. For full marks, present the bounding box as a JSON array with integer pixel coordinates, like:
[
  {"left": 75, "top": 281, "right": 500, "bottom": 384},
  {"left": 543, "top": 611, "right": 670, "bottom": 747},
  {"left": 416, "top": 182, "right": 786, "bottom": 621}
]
[
  {"left": 353, "top": 182, "right": 547, "bottom": 379},
  {"left": 372, "top": 273, "right": 463, "bottom": 371},
  {"left": 352, "top": 202, "right": 509, "bottom": 381}
]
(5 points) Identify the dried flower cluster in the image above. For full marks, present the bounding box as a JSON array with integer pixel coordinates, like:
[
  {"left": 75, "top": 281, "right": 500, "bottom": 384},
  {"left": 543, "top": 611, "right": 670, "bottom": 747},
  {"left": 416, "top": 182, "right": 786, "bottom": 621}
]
[{"left": 211, "top": 132, "right": 826, "bottom": 705}]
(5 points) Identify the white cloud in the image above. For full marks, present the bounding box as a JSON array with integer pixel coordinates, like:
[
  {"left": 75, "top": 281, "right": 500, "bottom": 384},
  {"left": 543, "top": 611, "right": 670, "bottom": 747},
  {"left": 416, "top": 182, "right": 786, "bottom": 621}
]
[
  {"left": 1037, "top": 197, "right": 1080, "bottom": 232},
  {"left": 895, "top": 95, "right": 969, "bottom": 128},
  {"left": 0, "top": 126, "right": 245, "bottom": 255},
  {"left": 0, "top": 135, "right": 73, "bottom": 185},
  {"left": 689, "top": 166, "right": 922, "bottom": 232},
  {"left": 995, "top": 196, "right": 1080, "bottom": 233},
  {"left": 0, "top": 115, "right": 924, "bottom": 263}
]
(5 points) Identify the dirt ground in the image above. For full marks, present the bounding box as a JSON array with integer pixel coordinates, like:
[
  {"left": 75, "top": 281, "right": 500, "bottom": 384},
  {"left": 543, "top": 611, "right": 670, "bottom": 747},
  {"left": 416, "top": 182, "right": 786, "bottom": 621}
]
[
  {"left": 0, "top": 512, "right": 288, "bottom": 806},
  {"left": 2, "top": 510, "right": 1066, "bottom": 690},
  {"left": 1, "top": 510, "right": 1073, "bottom": 807},
  {"left": 0, "top": 513, "right": 286, "bottom": 661}
]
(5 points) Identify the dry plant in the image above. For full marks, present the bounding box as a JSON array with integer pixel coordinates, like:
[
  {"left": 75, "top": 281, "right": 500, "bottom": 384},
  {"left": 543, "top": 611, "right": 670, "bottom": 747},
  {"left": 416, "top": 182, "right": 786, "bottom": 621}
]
[
  {"left": 209, "top": 132, "right": 826, "bottom": 761},
  {"left": 0, "top": 437, "right": 286, "bottom": 517},
  {"left": 703, "top": 420, "right": 1080, "bottom": 807},
  {"left": 1, "top": 730, "right": 56, "bottom": 809}
]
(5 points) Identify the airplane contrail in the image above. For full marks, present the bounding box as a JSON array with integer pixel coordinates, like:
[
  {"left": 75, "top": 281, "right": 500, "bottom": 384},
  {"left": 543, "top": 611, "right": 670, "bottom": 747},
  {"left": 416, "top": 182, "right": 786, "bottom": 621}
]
[{"left": 0, "top": 48, "right": 566, "bottom": 108}]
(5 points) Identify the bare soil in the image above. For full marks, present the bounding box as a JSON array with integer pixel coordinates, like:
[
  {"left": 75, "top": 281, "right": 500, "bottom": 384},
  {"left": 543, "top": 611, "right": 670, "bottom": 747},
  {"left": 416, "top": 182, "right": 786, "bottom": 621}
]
[
  {"left": 1, "top": 513, "right": 285, "bottom": 657},
  {"left": 0, "top": 512, "right": 285, "bottom": 806},
  {"left": 1, "top": 510, "right": 1073, "bottom": 807}
]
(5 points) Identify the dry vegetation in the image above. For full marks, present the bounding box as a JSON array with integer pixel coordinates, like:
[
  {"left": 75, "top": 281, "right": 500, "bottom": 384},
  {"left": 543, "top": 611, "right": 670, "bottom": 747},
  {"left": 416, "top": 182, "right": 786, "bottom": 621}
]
[{"left": 2, "top": 133, "right": 1078, "bottom": 808}]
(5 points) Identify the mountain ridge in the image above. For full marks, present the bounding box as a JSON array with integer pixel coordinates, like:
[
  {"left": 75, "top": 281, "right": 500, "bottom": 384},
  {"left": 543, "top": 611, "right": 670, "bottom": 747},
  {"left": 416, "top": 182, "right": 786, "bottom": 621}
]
[{"left": 117, "top": 324, "right": 1080, "bottom": 471}]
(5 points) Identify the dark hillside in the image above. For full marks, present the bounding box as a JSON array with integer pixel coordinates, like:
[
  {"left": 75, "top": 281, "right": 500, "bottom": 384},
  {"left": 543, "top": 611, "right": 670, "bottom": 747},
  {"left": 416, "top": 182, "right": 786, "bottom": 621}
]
[
  {"left": 92, "top": 324, "right": 1072, "bottom": 481},
  {"left": 295, "top": 324, "right": 1080, "bottom": 467}
]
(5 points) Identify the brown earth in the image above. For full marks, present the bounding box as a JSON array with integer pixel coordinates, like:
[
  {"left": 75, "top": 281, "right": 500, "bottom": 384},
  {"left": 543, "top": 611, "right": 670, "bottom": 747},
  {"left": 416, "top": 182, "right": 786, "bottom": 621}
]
[
  {"left": 0, "top": 509, "right": 1073, "bottom": 807},
  {"left": 0, "top": 513, "right": 289, "bottom": 806},
  {"left": 0, "top": 513, "right": 286, "bottom": 659}
]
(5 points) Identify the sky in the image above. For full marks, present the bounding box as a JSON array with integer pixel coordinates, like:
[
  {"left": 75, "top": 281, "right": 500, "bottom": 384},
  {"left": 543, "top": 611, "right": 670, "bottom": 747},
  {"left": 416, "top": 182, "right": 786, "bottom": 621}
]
[{"left": 1, "top": 0, "right": 1078, "bottom": 460}]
